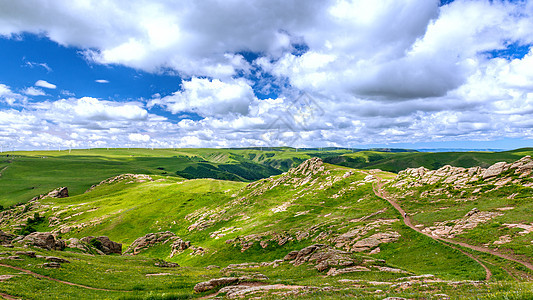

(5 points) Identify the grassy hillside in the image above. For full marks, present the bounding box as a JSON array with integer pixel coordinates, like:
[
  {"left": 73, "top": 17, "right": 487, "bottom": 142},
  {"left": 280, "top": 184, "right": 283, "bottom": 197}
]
[
  {"left": 3, "top": 157, "right": 531, "bottom": 299},
  {"left": 1, "top": 149, "right": 533, "bottom": 298},
  {"left": 0, "top": 148, "right": 352, "bottom": 206},
  {"left": 324, "top": 148, "right": 533, "bottom": 172}
]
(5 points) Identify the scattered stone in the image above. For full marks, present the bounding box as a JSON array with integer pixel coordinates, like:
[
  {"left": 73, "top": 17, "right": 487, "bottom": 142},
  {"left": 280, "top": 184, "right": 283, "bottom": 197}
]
[
  {"left": 205, "top": 265, "right": 220, "bottom": 270},
  {"left": 351, "top": 232, "right": 400, "bottom": 252},
  {"left": 396, "top": 274, "right": 435, "bottom": 281},
  {"left": 219, "top": 284, "right": 306, "bottom": 299},
  {"left": 422, "top": 209, "right": 502, "bottom": 239},
  {"left": 46, "top": 256, "right": 70, "bottom": 263},
  {"left": 6, "top": 256, "right": 22, "bottom": 260},
  {"left": 154, "top": 260, "right": 179, "bottom": 268},
  {"left": 327, "top": 266, "right": 370, "bottom": 276},
  {"left": 43, "top": 262, "right": 61, "bottom": 268},
  {"left": 375, "top": 266, "right": 409, "bottom": 274},
  {"left": 502, "top": 223, "right": 533, "bottom": 235},
  {"left": 193, "top": 277, "right": 239, "bottom": 293}
]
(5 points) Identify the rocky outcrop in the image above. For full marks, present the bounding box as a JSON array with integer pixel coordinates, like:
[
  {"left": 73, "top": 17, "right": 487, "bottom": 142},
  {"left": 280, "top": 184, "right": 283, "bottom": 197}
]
[
  {"left": 284, "top": 244, "right": 358, "bottom": 272},
  {"left": 31, "top": 187, "right": 69, "bottom": 201},
  {"left": 124, "top": 231, "right": 190, "bottom": 257},
  {"left": 21, "top": 232, "right": 65, "bottom": 250},
  {"left": 170, "top": 238, "right": 191, "bottom": 257},
  {"left": 394, "top": 156, "right": 533, "bottom": 188},
  {"left": 244, "top": 158, "right": 331, "bottom": 196},
  {"left": 86, "top": 174, "right": 154, "bottom": 193},
  {"left": 80, "top": 236, "right": 122, "bottom": 254},
  {"left": 65, "top": 238, "right": 105, "bottom": 254}
]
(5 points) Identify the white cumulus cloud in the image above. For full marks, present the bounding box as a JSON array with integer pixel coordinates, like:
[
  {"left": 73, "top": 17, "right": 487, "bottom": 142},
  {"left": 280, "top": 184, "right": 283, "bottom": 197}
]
[{"left": 35, "top": 80, "right": 57, "bottom": 89}]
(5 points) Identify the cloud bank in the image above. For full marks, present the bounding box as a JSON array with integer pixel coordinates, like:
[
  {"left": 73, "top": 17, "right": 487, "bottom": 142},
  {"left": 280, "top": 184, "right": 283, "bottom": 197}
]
[{"left": 0, "top": 0, "right": 533, "bottom": 149}]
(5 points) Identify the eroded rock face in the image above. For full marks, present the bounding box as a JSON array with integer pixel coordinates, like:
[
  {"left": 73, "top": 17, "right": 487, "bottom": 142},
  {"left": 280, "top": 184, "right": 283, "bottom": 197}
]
[
  {"left": 80, "top": 236, "right": 122, "bottom": 254},
  {"left": 21, "top": 232, "right": 65, "bottom": 250},
  {"left": 193, "top": 277, "right": 239, "bottom": 293}
]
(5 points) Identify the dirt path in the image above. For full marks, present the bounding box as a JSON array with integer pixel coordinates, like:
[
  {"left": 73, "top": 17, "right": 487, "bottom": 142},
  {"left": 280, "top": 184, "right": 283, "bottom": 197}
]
[
  {"left": 0, "top": 263, "right": 129, "bottom": 293},
  {"left": 0, "top": 293, "right": 20, "bottom": 300},
  {"left": 370, "top": 179, "right": 494, "bottom": 280},
  {"left": 372, "top": 178, "right": 533, "bottom": 278}
]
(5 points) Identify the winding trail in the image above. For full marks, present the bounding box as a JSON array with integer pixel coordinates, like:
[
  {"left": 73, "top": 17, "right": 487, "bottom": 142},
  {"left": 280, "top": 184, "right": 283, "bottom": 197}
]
[
  {"left": 0, "top": 263, "right": 129, "bottom": 293},
  {"left": 371, "top": 177, "right": 533, "bottom": 279}
]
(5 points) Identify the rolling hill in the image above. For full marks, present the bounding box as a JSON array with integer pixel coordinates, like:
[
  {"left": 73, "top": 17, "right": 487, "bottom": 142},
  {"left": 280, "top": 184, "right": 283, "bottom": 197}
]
[{"left": 1, "top": 149, "right": 533, "bottom": 299}]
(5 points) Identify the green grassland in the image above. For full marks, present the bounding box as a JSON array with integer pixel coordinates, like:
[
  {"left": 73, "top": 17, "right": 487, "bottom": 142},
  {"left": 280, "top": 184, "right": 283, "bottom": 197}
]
[
  {"left": 325, "top": 148, "right": 533, "bottom": 172},
  {"left": 0, "top": 147, "right": 344, "bottom": 206},
  {"left": 1, "top": 148, "right": 533, "bottom": 298}
]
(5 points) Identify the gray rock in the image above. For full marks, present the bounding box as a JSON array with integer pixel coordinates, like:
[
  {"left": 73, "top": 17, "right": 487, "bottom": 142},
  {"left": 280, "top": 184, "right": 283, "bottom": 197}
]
[
  {"left": 22, "top": 232, "right": 65, "bottom": 251},
  {"left": 15, "top": 251, "right": 36, "bottom": 258},
  {"left": 43, "top": 262, "right": 61, "bottom": 268},
  {"left": 154, "top": 260, "right": 179, "bottom": 268},
  {"left": 482, "top": 162, "right": 509, "bottom": 180},
  {"left": 80, "top": 236, "right": 122, "bottom": 254},
  {"left": 283, "top": 250, "right": 299, "bottom": 261},
  {"left": 45, "top": 256, "right": 70, "bottom": 263}
]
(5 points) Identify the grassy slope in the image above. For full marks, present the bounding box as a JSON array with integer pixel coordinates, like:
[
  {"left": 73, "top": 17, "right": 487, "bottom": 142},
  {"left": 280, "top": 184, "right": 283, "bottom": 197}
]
[
  {"left": 9, "top": 163, "right": 487, "bottom": 276},
  {"left": 2, "top": 149, "right": 533, "bottom": 298},
  {"left": 0, "top": 148, "right": 362, "bottom": 206}
]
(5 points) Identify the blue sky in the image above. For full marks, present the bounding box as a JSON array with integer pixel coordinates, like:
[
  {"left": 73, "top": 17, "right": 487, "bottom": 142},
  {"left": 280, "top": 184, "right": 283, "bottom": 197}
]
[{"left": 0, "top": 0, "right": 533, "bottom": 150}]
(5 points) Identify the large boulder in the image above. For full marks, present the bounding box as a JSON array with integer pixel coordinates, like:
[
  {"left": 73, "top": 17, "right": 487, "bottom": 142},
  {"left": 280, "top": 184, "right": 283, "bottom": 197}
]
[
  {"left": 80, "top": 236, "right": 122, "bottom": 254},
  {"left": 45, "top": 187, "right": 69, "bottom": 199},
  {"left": 22, "top": 232, "right": 65, "bottom": 250},
  {"left": 482, "top": 162, "right": 509, "bottom": 180}
]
